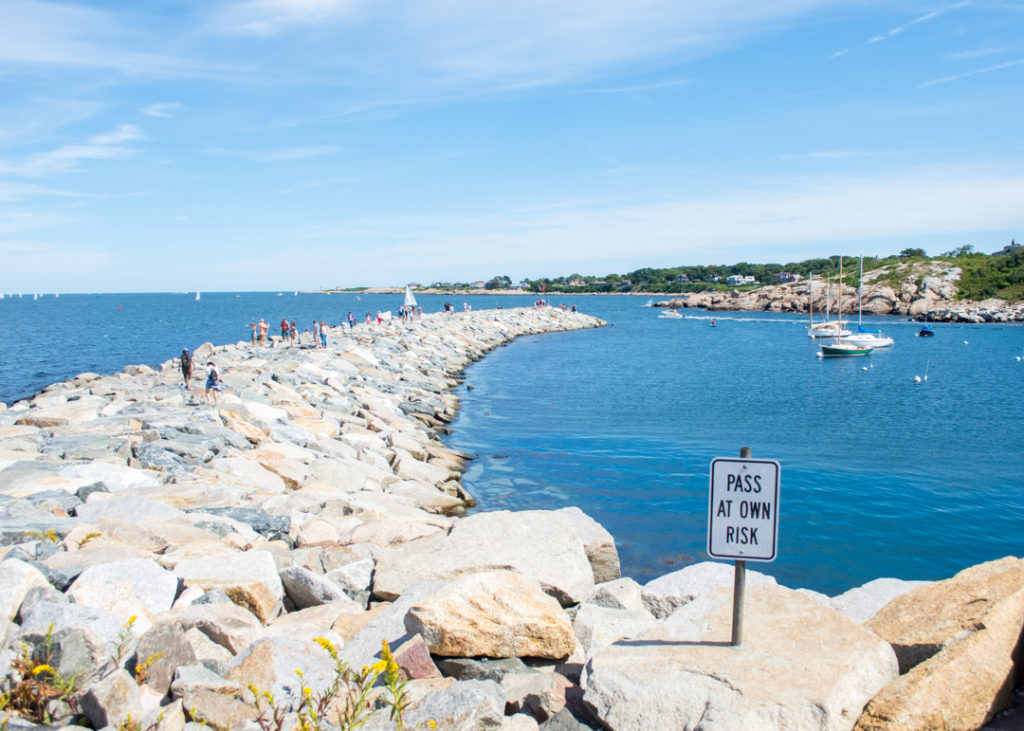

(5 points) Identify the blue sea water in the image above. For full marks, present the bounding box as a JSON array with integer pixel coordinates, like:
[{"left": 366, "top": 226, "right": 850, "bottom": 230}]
[{"left": 2, "top": 292, "right": 1022, "bottom": 595}]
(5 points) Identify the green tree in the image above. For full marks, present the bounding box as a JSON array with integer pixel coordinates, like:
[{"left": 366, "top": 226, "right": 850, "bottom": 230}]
[{"left": 484, "top": 275, "right": 512, "bottom": 290}]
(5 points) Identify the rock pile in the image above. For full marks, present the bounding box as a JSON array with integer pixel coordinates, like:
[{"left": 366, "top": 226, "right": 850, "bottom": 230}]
[
  {"left": 0, "top": 306, "right": 1021, "bottom": 730},
  {"left": 656, "top": 264, "right": 1024, "bottom": 322}
]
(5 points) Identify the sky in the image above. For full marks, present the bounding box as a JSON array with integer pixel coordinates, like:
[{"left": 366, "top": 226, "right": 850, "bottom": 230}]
[{"left": 1, "top": 0, "right": 1023, "bottom": 292}]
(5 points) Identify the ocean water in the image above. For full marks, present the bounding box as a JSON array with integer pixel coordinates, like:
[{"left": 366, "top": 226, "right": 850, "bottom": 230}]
[{"left": 2, "top": 292, "right": 1022, "bottom": 594}]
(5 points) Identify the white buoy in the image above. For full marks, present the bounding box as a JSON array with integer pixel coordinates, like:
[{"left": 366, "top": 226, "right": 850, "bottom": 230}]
[
  {"left": 963, "top": 340, "right": 968, "bottom": 345},
  {"left": 862, "top": 366, "right": 868, "bottom": 371},
  {"left": 914, "top": 375, "right": 922, "bottom": 383}
]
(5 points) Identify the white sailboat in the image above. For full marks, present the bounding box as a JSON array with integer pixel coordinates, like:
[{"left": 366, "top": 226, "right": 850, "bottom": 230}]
[
  {"left": 403, "top": 285, "right": 418, "bottom": 310},
  {"left": 807, "top": 273, "right": 850, "bottom": 338},
  {"left": 195, "top": 291, "right": 200, "bottom": 301},
  {"left": 845, "top": 256, "right": 894, "bottom": 348},
  {"left": 819, "top": 257, "right": 873, "bottom": 358}
]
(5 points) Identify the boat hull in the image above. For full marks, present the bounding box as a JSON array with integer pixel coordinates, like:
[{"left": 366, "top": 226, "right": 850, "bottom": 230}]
[{"left": 820, "top": 343, "right": 873, "bottom": 357}]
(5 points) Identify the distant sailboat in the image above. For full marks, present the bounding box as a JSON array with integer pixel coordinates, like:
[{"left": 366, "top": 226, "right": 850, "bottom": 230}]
[
  {"left": 195, "top": 291, "right": 200, "bottom": 301},
  {"left": 293, "top": 290, "right": 298, "bottom": 296},
  {"left": 33, "top": 293, "right": 38, "bottom": 300},
  {"left": 54, "top": 293, "right": 59, "bottom": 299},
  {"left": 404, "top": 285, "right": 418, "bottom": 310}
]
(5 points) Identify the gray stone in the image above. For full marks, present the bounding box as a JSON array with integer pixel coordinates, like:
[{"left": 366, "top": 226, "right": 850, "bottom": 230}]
[
  {"left": 80, "top": 669, "right": 142, "bottom": 728},
  {"left": 19, "top": 624, "right": 107, "bottom": 685},
  {"left": 0, "top": 559, "right": 50, "bottom": 621},
  {"left": 183, "top": 627, "right": 234, "bottom": 674},
  {"left": 641, "top": 561, "right": 776, "bottom": 618},
  {"left": 75, "top": 495, "right": 185, "bottom": 522},
  {"left": 339, "top": 581, "right": 444, "bottom": 669},
  {"left": 278, "top": 565, "right": 352, "bottom": 609},
  {"left": 68, "top": 557, "right": 181, "bottom": 618},
  {"left": 553, "top": 507, "right": 620, "bottom": 584},
  {"left": 173, "top": 550, "right": 284, "bottom": 623},
  {"left": 829, "top": 576, "right": 929, "bottom": 624},
  {"left": 539, "top": 707, "right": 590, "bottom": 730},
  {"left": 187, "top": 507, "right": 290, "bottom": 541},
  {"left": 19, "top": 601, "right": 126, "bottom": 659},
  {"left": 178, "top": 601, "right": 264, "bottom": 655},
  {"left": 323, "top": 558, "right": 374, "bottom": 608},
  {"left": 436, "top": 656, "right": 536, "bottom": 682},
  {"left": 572, "top": 604, "right": 656, "bottom": 657},
  {"left": 583, "top": 578, "right": 645, "bottom": 613},
  {"left": 403, "top": 679, "right": 506, "bottom": 730},
  {"left": 135, "top": 620, "right": 198, "bottom": 696}
]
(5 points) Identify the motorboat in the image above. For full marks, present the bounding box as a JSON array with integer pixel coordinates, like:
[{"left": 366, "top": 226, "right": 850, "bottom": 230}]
[
  {"left": 658, "top": 308, "right": 685, "bottom": 319},
  {"left": 916, "top": 325, "right": 935, "bottom": 337},
  {"left": 807, "top": 274, "right": 850, "bottom": 338}
]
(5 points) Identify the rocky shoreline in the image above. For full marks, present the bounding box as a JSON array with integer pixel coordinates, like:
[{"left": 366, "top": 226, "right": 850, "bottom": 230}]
[
  {"left": 655, "top": 268, "right": 1024, "bottom": 323},
  {"left": 0, "top": 306, "right": 1022, "bottom": 730}
]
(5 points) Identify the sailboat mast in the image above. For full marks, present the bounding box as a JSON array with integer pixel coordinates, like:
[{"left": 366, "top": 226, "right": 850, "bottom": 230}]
[
  {"left": 837, "top": 257, "right": 844, "bottom": 343},
  {"left": 858, "top": 256, "right": 864, "bottom": 328}
]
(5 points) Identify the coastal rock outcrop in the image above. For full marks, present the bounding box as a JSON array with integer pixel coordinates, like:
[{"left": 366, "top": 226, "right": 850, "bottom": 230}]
[
  {"left": 855, "top": 557, "right": 1024, "bottom": 730},
  {"left": 582, "top": 583, "right": 899, "bottom": 731}
]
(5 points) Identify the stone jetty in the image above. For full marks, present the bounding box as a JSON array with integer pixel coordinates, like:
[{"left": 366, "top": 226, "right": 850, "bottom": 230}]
[{"left": 0, "top": 306, "right": 1022, "bottom": 730}]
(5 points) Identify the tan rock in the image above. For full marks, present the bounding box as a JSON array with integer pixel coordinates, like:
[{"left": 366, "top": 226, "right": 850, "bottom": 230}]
[
  {"left": 405, "top": 570, "right": 575, "bottom": 660},
  {"left": 173, "top": 550, "right": 284, "bottom": 623},
  {"left": 179, "top": 601, "right": 264, "bottom": 655},
  {"left": 857, "top": 557, "right": 1024, "bottom": 730}
]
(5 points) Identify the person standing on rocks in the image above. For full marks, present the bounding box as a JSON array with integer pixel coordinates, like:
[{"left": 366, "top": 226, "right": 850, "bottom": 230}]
[
  {"left": 348, "top": 311, "right": 356, "bottom": 328},
  {"left": 280, "top": 317, "right": 289, "bottom": 343},
  {"left": 205, "top": 361, "right": 222, "bottom": 404},
  {"left": 257, "top": 318, "right": 269, "bottom": 346},
  {"left": 289, "top": 320, "right": 297, "bottom": 346},
  {"left": 180, "top": 348, "right": 193, "bottom": 390},
  {"left": 319, "top": 320, "right": 328, "bottom": 348}
]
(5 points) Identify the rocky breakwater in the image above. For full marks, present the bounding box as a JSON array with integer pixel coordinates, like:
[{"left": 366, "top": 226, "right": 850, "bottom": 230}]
[
  {"left": 0, "top": 306, "right": 1022, "bottom": 730},
  {"left": 658, "top": 263, "right": 1024, "bottom": 323}
]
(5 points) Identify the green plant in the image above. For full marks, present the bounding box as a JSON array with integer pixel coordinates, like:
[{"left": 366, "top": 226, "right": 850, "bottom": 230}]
[
  {"left": 114, "top": 616, "right": 138, "bottom": 665},
  {"left": 249, "top": 638, "right": 412, "bottom": 731},
  {"left": 23, "top": 530, "right": 60, "bottom": 544},
  {"left": 133, "top": 652, "right": 165, "bottom": 684},
  {"left": 0, "top": 624, "right": 77, "bottom": 724}
]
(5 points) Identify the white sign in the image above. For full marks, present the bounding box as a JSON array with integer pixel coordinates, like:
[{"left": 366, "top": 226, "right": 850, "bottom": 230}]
[{"left": 707, "top": 457, "right": 780, "bottom": 562}]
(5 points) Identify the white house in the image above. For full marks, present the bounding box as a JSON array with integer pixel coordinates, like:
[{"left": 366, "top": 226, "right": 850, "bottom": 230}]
[{"left": 727, "top": 274, "right": 757, "bottom": 285}]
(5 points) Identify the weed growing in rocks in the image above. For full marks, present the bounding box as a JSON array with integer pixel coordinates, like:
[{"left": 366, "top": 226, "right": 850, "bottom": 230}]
[
  {"left": 0, "top": 624, "right": 78, "bottom": 724},
  {"left": 249, "top": 638, "right": 412, "bottom": 731}
]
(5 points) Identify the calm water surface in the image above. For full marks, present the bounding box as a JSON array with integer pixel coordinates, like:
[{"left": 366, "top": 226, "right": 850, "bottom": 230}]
[{"left": 2, "top": 292, "right": 1022, "bottom": 594}]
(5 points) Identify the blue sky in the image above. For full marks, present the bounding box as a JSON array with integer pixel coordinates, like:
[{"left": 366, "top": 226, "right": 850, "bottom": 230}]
[{"left": 1, "top": 0, "right": 1022, "bottom": 292}]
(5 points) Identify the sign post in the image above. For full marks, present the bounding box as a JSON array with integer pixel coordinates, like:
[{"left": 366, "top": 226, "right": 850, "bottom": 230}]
[{"left": 707, "top": 447, "right": 780, "bottom": 646}]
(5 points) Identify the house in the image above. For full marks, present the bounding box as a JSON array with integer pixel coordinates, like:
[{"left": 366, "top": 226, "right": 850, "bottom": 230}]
[
  {"left": 727, "top": 274, "right": 757, "bottom": 285},
  {"left": 567, "top": 277, "right": 585, "bottom": 287},
  {"left": 674, "top": 274, "right": 690, "bottom": 283},
  {"left": 774, "top": 272, "right": 803, "bottom": 283},
  {"left": 471, "top": 281, "right": 486, "bottom": 288}
]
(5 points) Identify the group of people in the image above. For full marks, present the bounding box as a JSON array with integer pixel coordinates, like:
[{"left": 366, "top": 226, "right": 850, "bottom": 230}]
[
  {"left": 248, "top": 317, "right": 331, "bottom": 348},
  {"left": 178, "top": 349, "right": 221, "bottom": 405}
]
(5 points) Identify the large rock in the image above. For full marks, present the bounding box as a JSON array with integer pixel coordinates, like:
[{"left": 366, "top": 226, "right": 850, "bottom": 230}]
[
  {"left": 553, "top": 507, "right": 620, "bottom": 584},
  {"left": 178, "top": 601, "right": 264, "bottom": 655},
  {"left": 583, "top": 583, "right": 898, "bottom": 731},
  {"left": 572, "top": 603, "right": 656, "bottom": 657},
  {"left": 0, "top": 559, "right": 50, "bottom": 621},
  {"left": 857, "top": 557, "right": 1024, "bottom": 730},
  {"left": 641, "top": 561, "right": 776, "bottom": 619},
  {"left": 80, "top": 669, "right": 142, "bottom": 728},
  {"left": 373, "top": 510, "right": 595, "bottom": 606},
  {"left": 405, "top": 570, "right": 575, "bottom": 660},
  {"left": 830, "top": 577, "right": 929, "bottom": 624},
  {"left": 173, "top": 550, "right": 284, "bottom": 622},
  {"left": 68, "top": 557, "right": 180, "bottom": 623},
  {"left": 403, "top": 679, "right": 507, "bottom": 730}
]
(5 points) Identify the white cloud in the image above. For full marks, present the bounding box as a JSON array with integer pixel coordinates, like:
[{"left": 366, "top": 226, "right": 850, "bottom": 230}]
[
  {"left": 946, "top": 48, "right": 1004, "bottom": 61},
  {"left": 216, "top": 0, "right": 368, "bottom": 36},
  {"left": 89, "top": 124, "right": 144, "bottom": 145},
  {"left": 919, "top": 57, "right": 1024, "bottom": 88},
  {"left": 204, "top": 145, "right": 341, "bottom": 162},
  {"left": 289, "top": 165, "right": 1024, "bottom": 280},
  {"left": 141, "top": 103, "right": 184, "bottom": 118}
]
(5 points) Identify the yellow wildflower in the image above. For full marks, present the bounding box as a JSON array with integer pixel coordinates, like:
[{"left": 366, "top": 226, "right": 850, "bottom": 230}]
[{"left": 31, "top": 665, "right": 54, "bottom": 676}]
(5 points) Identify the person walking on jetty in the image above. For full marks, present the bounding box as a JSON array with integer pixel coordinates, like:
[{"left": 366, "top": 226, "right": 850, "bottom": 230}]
[
  {"left": 289, "top": 320, "right": 297, "bottom": 346},
  {"left": 312, "top": 320, "right": 319, "bottom": 345},
  {"left": 319, "top": 320, "right": 328, "bottom": 348},
  {"left": 180, "top": 348, "right": 193, "bottom": 390},
  {"left": 347, "top": 311, "right": 356, "bottom": 328},
  {"left": 257, "top": 318, "right": 269, "bottom": 346},
  {"left": 204, "top": 361, "right": 222, "bottom": 404},
  {"left": 280, "top": 317, "right": 289, "bottom": 342}
]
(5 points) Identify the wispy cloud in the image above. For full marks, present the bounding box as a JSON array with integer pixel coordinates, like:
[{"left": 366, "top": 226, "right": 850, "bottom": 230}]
[
  {"left": 866, "top": 1, "right": 968, "bottom": 45},
  {"left": 573, "top": 79, "right": 692, "bottom": 95},
  {"left": 946, "top": 47, "right": 1004, "bottom": 61},
  {"left": 215, "top": 0, "right": 368, "bottom": 36},
  {"left": 89, "top": 125, "right": 144, "bottom": 145},
  {"left": 141, "top": 103, "right": 184, "bottom": 118},
  {"left": 919, "top": 57, "right": 1024, "bottom": 88},
  {"left": 0, "top": 125, "right": 142, "bottom": 177},
  {"left": 0, "top": 182, "right": 86, "bottom": 202},
  {"left": 780, "top": 149, "right": 871, "bottom": 160},
  {"left": 204, "top": 145, "right": 342, "bottom": 162},
  {"left": 830, "top": 49, "right": 849, "bottom": 58}
]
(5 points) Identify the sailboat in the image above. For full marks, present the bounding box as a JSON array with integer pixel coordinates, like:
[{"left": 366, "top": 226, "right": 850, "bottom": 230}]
[
  {"left": 195, "top": 291, "right": 200, "bottom": 301},
  {"left": 404, "top": 285, "right": 418, "bottom": 309},
  {"left": 807, "top": 273, "right": 850, "bottom": 338},
  {"left": 845, "top": 256, "right": 894, "bottom": 348},
  {"left": 819, "top": 257, "right": 873, "bottom": 357}
]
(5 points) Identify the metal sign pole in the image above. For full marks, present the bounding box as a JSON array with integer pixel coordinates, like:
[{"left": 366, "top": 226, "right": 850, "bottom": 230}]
[{"left": 731, "top": 446, "right": 751, "bottom": 647}]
